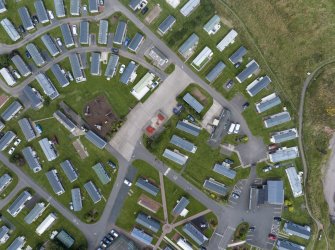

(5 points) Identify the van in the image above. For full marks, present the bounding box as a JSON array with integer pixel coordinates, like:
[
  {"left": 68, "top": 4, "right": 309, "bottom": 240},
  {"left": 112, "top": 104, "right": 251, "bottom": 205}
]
[
  {"left": 234, "top": 123, "right": 240, "bottom": 134},
  {"left": 228, "top": 123, "right": 236, "bottom": 134}
]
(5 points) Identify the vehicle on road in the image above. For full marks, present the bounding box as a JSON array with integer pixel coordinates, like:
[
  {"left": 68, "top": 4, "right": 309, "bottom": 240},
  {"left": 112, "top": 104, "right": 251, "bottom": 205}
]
[
  {"left": 119, "top": 64, "right": 125, "bottom": 74},
  {"left": 263, "top": 166, "right": 272, "bottom": 173},
  {"left": 231, "top": 192, "right": 240, "bottom": 199},
  {"left": 72, "top": 25, "right": 78, "bottom": 36},
  {"left": 56, "top": 38, "right": 63, "bottom": 46},
  {"left": 111, "top": 48, "right": 119, "bottom": 55},
  {"left": 273, "top": 217, "right": 281, "bottom": 222},
  {"left": 268, "top": 233, "right": 277, "bottom": 240},
  {"left": 124, "top": 179, "right": 132, "bottom": 186},
  {"left": 8, "top": 147, "right": 15, "bottom": 155},
  {"left": 14, "top": 138, "right": 21, "bottom": 146},
  {"left": 249, "top": 226, "right": 256, "bottom": 232}
]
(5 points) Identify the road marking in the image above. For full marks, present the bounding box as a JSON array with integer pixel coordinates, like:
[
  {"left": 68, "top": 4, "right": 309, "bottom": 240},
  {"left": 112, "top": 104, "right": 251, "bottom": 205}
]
[{"left": 164, "top": 168, "right": 170, "bottom": 176}]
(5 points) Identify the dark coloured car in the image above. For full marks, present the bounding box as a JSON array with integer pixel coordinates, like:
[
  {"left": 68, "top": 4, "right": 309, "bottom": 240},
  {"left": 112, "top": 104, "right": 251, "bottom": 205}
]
[
  {"left": 32, "top": 15, "right": 39, "bottom": 25},
  {"left": 224, "top": 158, "right": 234, "bottom": 165},
  {"left": 249, "top": 226, "right": 256, "bottom": 232},
  {"left": 242, "top": 102, "right": 249, "bottom": 110},
  {"left": 111, "top": 47, "right": 119, "bottom": 55},
  {"left": 124, "top": 37, "right": 131, "bottom": 47},
  {"left": 141, "top": 6, "right": 149, "bottom": 15},
  {"left": 273, "top": 217, "right": 281, "bottom": 222},
  {"left": 268, "top": 233, "right": 277, "bottom": 240},
  {"left": 18, "top": 25, "right": 26, "bottom": 34},
  {"left": 186, "top": 114, "right": 195, "bottom": 123},
  {"left": 25, "top": 50, "right": 31, "bottom": 59}
]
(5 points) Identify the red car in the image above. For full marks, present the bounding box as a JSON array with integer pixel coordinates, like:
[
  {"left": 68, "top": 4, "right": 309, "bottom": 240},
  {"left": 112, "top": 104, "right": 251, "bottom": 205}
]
[{"left": 268, "top": 233, "right": 277, "bottom": 240}]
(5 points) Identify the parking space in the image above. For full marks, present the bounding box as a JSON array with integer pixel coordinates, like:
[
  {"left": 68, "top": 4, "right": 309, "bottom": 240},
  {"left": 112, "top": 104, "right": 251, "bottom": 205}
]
[{"left": 227, "top": 179, "right": 247, "bottom": 208}]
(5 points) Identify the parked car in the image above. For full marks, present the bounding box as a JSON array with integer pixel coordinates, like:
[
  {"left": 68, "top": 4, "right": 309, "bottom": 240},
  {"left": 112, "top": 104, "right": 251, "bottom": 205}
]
[
  {"left": 8, "top": 147, "right": 15, "bottom": 155},
  {"left": 12, "top": 70, "right": 21, "bottom": 79},
  {"left": 25, "top": 50, "right": 31, "bottom": 59},
  {"left": 56, "top": 38, "right": 63, "bottom": 46},
  {"left": 18, "top": 25, "right": 26, "bottom": 33},
  {"left": 119, "top": 64, "right": 125, "bottom": 74},
  {"left": 225, "top": 79, "right": 233, "bottom": 89},
  {"left": 124, "top": 179, "right": 132, "bottom": 186},
  {"left": 242, "top": 102, "right": 249, "bottom": 110},
  {"left": 263, "top": 166, "right": 272, "bottom": 173},
  {"left": 107, "top": 160, "right": 117, "bottom": 169},
  {"left": 124, "top": 37, "right": 131, "bottom": 47},
  {"left": 32, "top": 15, "right": 39, "bottom": 25},
  {"left": 249, "top": 226, "right": 256, "bottom": 232},
  {"left": 47, "top": 10, "right": 54, "bottom": 20},
  {"left": 233, "top": 123, "right": 240, "bottom": 134},
  {"left": 99, "top": 0, "right": 104, "bottom": 5},
  {"left": 186, "top": 114, "right": 195, "bottom": 123},
  {"left": 35, "top": 124, "right": 43, "bottom": 134},
  {"left": 110, "top": 229, "right": 119, "bottom": 238},
  {"left": 224, "top": 158, "right": 234, "bottom": 165},
  {"left": 268, "top": 233, "right": 277, "bottom": 240},
  {"left": 14, "top": 138, "right": 21, "bottom": 146},
  {"left": 231, "top": 192, "right": 240, "bottom": 199},
  {"left": 273, "top": 217, "right": 281, "bottom": 222},
  {"left": 274, "top": 163, "right": 281, "bottom": 169},
  {"left": 234, "top": 62, "right": 241, "bottom": 68},
  {"left": 141, "top": 6, "right": 149, "bottom": 15},
  {"left": 72, "top": 24, "right": 78, "bottom": 36},
  {"left": 111, "top": 47, "right": 119, "bottom": 55},
  {"left": 82, "top": 5, "right": 87, "bottom": 12}
]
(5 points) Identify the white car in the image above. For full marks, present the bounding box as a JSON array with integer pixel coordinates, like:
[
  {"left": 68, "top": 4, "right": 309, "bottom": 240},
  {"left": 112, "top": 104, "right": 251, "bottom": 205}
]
[
  {"left": 82, "top": 4, "right": 87, "bottom": 11},
  {"left": 110, "top": 229, "right": 119, "bottom": 238},
  {"left": 8, "top": 147, "right": 15, "bottom": 155},
  {"left": 47, "top": 10, "right": 54, "bottom": 20},
  {"left": 14, "top": 138, "right": 21, "bottom": 146},
  {"left": 56, "top": 38, "right": 62, "bottom": 46},
  {"left": 233, "top": 123, "right": 240, "bottom": 134},
  {"left": 124, "top": 179, "right": 132, "bottom": 186},
  {"left": 72, "top": 24, "right": 78, "bottom": 36},
  {"left": 119, "top": 64, "right": 125, "bottom": 74}
]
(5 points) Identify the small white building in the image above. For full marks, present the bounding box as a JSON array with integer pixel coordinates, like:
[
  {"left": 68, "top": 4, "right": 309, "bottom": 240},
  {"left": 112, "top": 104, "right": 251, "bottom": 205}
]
[
  {"left": 36, "top": 213, "right": 57, "bottom": 235},
  {"left": 0, "top": 68, "right": 16, "bottom": 86}
]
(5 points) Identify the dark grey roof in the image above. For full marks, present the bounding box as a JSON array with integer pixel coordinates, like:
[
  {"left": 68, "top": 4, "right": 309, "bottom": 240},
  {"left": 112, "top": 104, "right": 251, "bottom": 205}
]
[
  {"left": 11, "top": 55, "right": 31, "bottom": 77},
  {"left": 91, "top": 52, "right": 101, "bottom": 75},
  {"left": 163, "top": 149, "right": 188, "bottom": 165},
  {"left": 267, "top": 180, "right": 284, "bottom": 205},
  {"left": 213, "top": 164, "right": 236, "bottom": 179},
  {"left": 131, "top": 227, "right": 153, "bottom": 245},
  {"left": 269, "top": 147, "right": 299, "bottom": 163},
  {"left": 203, "top": 15, "right": 220, "bottom": 34},
  {"left": 247, "top": 76, "right": 272, "bottom": 97},
  {"left": 120, "top": 61, "right": 137, "bottom": 85},
  {"left": 136, "top": 213, "right": 160, "bottom": 233},
  {"left": 135, "top": 178, "right": 160, "bottom": 196},
  {"left": 22, "top": 147, "right": 42, "bottom": 172},
  {"left": 61, "top": 160, "right": 78, "bottom": 183},
  {"left": 39, "top": 138, "right": 57, "bottom": 161},
  {"left": 71, "top": 188, "right": 82, "bottom": 212},
  {"left": 178, "top": 33, "right": 199, "bottom": 58},
  {"left": 46, "top": 169, "right": 65, "bottom": 195},
  {"left": 18, "top": 7, "right": 34, "bottom": 31},
  {"left": 0, "top": 0, "right": 6, "bottom": 11},
  {"left": 182, "top": 223, "right": 208, "bottom": 245},
  {"left": 0, "top": 131, "right": 16, "bottom": 151},
  {"left": 51, "top": 64, "right": 70, "bottom": 87},
  {"left": 203, "top": 179, "right": 227, "bottom": 196},
  {"left": 172, "top": 197, "right": 189, "bottom": 216},
  {"left": 89, "top": 0, "right": 98, "bottom": 13},
  {"left": 271, "top": 129, "right": 298, "bottom": 143},
  {"left": 128, "top": 33, "right": 144, "bottom": 52},
  {"left": 205, "top": 61, "right": 226, "bottom": 83},
  {"left": 41, "top": 34, "right": 60, "bottom": 57},
  {"left": 34, "top": 0, "right": 49, "bottom": 23},
  {"left": 105, "top": 54, "right": 119, "bottom": 78},
  {"left": 183, "top": 93, "right": 204, "bottom": 113},
  {"left": 1, "top": 19, "right": 20, "bottom": 42},
  {"left": 129, "top": 0, "right": 141, "bottom": 10},
  {"left": 0, "top": 226, "right": 9, "bottom": 242},
  {"left": 256, "top": 94, "right": 281, "bottom": 113},
  {"left": 18, "top": 118, "right": 36, "bottom": 142},
  {"left": 23, "top": 85, "right": 43, "bottom": 109},
  {"left": 170, "top": 135, "right": 196, "bottom": 153},
  {"left": 1, "top": 100, "right": 22, "bottom": 121},
  {"left": 158, "top": 15, "right": 176, "bottom": 34},
  {"left": 7, "top": 236, "right": 26, "bottom": 250},
  {"left": 264, "top": 111, "right": 291, "bottom": 128},
  {"left": 283, "top": 222, "right": 311, "bottom": 240},
  {"left": 69, "top": 53, "right": 85, "bottom": 82},
  {"left": 35, "top": 73, "right": 59, "bottom": 100},
  {"left": 216, "top": 29, "right": 238, "bottom": 52},
  {"left": 229, "top": 46, "right": 247, "bottom": 64},
  {"left": 84, "top": 181, "right": 102, "bottom": 204},
  {"left": 0, "top": 173, "right": 12, "bottom": 192},
  {"left": 53, "top": 110, "right": 76, "bottom": 132},
  {"left": 26, "top": 43, "right": 45, "bottom": 67},
  {"left": 113, "top": 21, "right": 127, "bottom": 45},
  {"left": 176, "top": 120, "right": 201, "bottom": 136},
  {"left": 7, "top": 190, "right": 32, "bottom": 216},
  {"left": 277, "top": 239, "right": 305, "bottom": 250},
  {"left": 85, "top": 130, "right": 106, "bottom": 149},
  {"left": 180, "top": 0, "right": 200, "bottom": 17},
  {"left": 98, "top": 20, "right": 108, "bottom": 44},
  {"left": 236, "top": 60, "right": 260, "bottom": 83},
  {"left": 92, "top": 162, "right": 111, "bottom": 185},
  {"left": 56, "top": 230, "right": 75, "bottom": 248},
  {"left": 24, "top": 202, "right": 46, "bottom": 224},
  {"left": 80, "top": 21, "right": 89, "bottom": 44},
  {"left": 60, "top": 24, "right": 75, "bottom": 48},
  {"left": 54, "top": 0, "right": 66, "bottom": 17},
  {"left": 70, "top": 0, "right": 80, "bottom": 15}
]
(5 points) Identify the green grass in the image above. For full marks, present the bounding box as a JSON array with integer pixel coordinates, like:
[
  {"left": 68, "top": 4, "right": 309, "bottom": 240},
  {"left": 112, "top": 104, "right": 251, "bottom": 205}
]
[
  {"left": 0, "top": 163, "right": 18, "bottom": 199},
  {"left": 1, "top": 188, "right": 87, "bottom": 249},
  {"left": 234, "top": 222, "right": 249, "bottom": 241},
  {"left": 164, "top": 64, "right": 175, "bottom": 74}
]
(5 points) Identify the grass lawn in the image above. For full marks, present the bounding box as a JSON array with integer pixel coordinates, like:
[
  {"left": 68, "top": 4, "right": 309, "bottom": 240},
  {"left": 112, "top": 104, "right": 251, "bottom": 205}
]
[
  {"left": 0, "top": 163, "right": 18, "bottom": 199},
  {"left": 234, "top": 222, "right": 249, "bottom": 241},
  {"left": 1, "top": 188, "right": 87, "bottom": 249}
]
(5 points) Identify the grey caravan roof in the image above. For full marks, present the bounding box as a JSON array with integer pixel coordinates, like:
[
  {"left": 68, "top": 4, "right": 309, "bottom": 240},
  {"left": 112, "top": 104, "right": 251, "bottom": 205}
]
[
  {"left": 272, "top": 129, "right": 298, "bottom": 143},
  {"left": 89, "top": 0, "right": 99, "bottom": 13},
  {"left": 0, "top": 131, "right": 15, "bottom": 150},
  {"left": 51, "top": 64, "right": 70, "bottom": 87},
  {"left": 277, "top": 239, "right": 305, "bottom": 250},
  {"left": 264, "top": 112, "right": 291, "bottom": 128},
  {"left": 205, "top": 61, "right": 226, "bottom": 83},
  {"left": 267, "top": 180, "right": 284, "bottom": 205},
  {"left": 120, "top": 61, "right": 137, "bottom": 85},
  {"left": 11, "top": 55, "right": 31, "bottom": 76},
  {"left": 22, "top": 147, "right": 42, "bottom": 173},
  {"left": 92, "top": 162, "right": 111, "bottom": 185},
  {"left": 35, "top": 73, "right": 59, "bottom": 100},
  {"left": 70, "top": 0, "right": 80, "bottom": 15},
  {"left": 163, "top": 149, "right": 188, "bottom": 165},
  {"left": 90, "top": 52, "right": 101, "bottom": 75},
  {"left": 213, "top": 164, "right": 236, "bottom": 180},
  {"left": 53, "top": 110, "right": 76, "bottom": 132},
  {"left": 176, "top": 120, "right": 201, "bottom": 136},
  {"left": 129, "top": 0, "right": 141, "bottom": 10},
  {"left": 170, "top": 135, "right": 196, "bottom": 153},
  {"left": 41, "top": 34, "right": 60, "bottom": 56},
  {"left": 0, "top": 0, "right": 6, "bottom": 11},
  {"left": 135, "top": 178, "right": 160, "bottom": 196},
  {"left": 56, "top": 230, "right": 75, "bottom": 248},
  {"left": 203, "top": 179, "right": 227, "bottom": 196},
  {"left": 7, "top": 236, "right": 25, "bottom": 250},
  {"left": 113, "top": 21, "right": 127, "bottom": 45},
  {"left": 54, "top": 0, "right": 66, "bottom": 17},
  {"left": 60, "top": 24, "right": 75, "bottom": 48},
  {"left": 0, "top": 173, "right": 12, "bottom": 191},
  {"left": 1, "top": 101, "right": 22, "bottom": 121},
  {"left": 24, "top": 202, "right": 45, "bottom": 224},
  {"left": 128, "top": 33, "right": 144, "bottom": 52},
  {"left": 236, "top": 60, "right": 260, "bottom": 83},
  {"left": 80, "top": 21, "right": 89, "bottom": 44},
  {"left": 256, "top": 95, "right": 281, "bottom": 113},
  {"left": 183, "top": 93, "right": 204, "bottom": 113},
  {"left": 131, "top": 227, "right": 153, "bottom": 245},
  {"left": 84, "top": 181, "right": 102, "bottom": 203},
  {"left": 26, "top": 43, "right": 45, "bottom": 67},
  {"left": 18, "top": 7, "right": 34, "bottom": 31},
  {"left": 18, "top": 118, "right": 36, "bottom": 142},
  {"left": 1, "top": 18, "right": 20, "bottom": 42},
  {"left": 105, "top": 54, "right": 119, "bottom": 78},
  {"left": 61, "top": 160, "right": 78, "bottom": 183},
  {"left": 23, "top": 85, "right": 43, "bottom": 109},
  {"left": 98, "top": 20, "right": 108, "bottom": 44},
  {"left": 136, "top": 213, "right": 160, "bottom": 233},
  {"left": 229, "top": 46, "right": 247, "bottom": 64},
  {"left": 7, "top": 190, "right": 32, "bottom": 216},
  {"left": 269, "top": 147, "right": 299, "bottom": 163},
  {"left": 158, "top": 15, "right": 176, "bottom": 34},
  {"left": 178, "top": 33, "right": 199, "bottom": 58},
  {"left": 34, "top": 0, "right": 49, "bottom": 23},
  {"left": 85, "top": 130, "right": 106, "bottom": 149},
  {"left": 183, "top": 223, "right": 208, "bottom": 245},
  {"left": 172, "top": 197, "right": 189, "bottom": 216},
  {"left": 284, "top": 222, "right": 311, "bottom": 240},
  {"left": 69, "top": 53, "right": 84, "bottom": 81},
  {"left": 71, "top": 188, "right": 82, "bottom": 211},
  {"left": 247, "top": 76, "right": 272, "bottom": 97},
  {"left": 46, "top": 169, "right": 65, "bottom": 195},
  {"left": 39, "top": 138, "right": 57, "bottom": 161}
]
